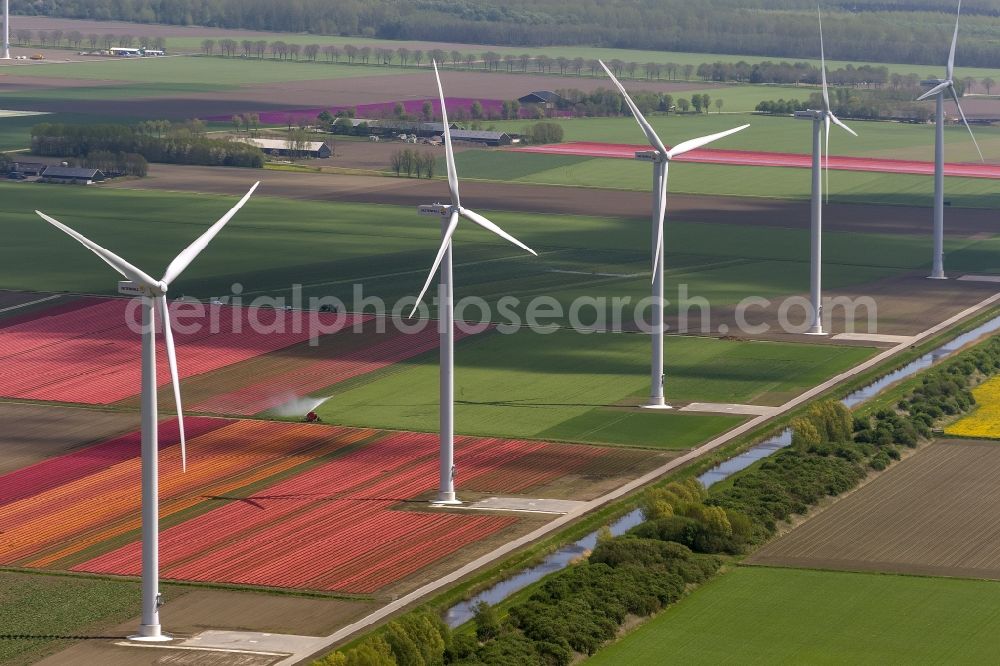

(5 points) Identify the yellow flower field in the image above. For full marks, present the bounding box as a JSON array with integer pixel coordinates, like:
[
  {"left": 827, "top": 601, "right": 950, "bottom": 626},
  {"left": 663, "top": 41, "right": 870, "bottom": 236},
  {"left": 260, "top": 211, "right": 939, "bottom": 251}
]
[{"left": 945, "top": 376, "right": 1000, "bottom": 439}]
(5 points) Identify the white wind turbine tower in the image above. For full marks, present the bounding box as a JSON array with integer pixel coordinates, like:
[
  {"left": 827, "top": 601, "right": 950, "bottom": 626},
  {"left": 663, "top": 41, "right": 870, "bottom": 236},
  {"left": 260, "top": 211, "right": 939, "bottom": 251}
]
[
  {"left": 412, "top": 62, "right": 536, "bottom": 505},
  {"left": 3, "top": 0, "right": 11, "bottom": 60},
  {"left": 793, "top": 9, "right": 857, "bottom": 336},
  {"left": 916, "top": 0, "right": 983, "bottom": 280},
  {"left": 600, "top": 60, "right": 748, "bottom": 408},
  {"left": 36, "top": 182, "right": 259, "bottom": 641}
]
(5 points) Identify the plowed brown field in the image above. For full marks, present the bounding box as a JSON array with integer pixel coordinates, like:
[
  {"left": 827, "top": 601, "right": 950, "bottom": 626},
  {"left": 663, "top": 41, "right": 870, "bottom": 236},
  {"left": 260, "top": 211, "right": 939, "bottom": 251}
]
[{"left": 750, "top": 439, "right": 1000, "bottom": 579}]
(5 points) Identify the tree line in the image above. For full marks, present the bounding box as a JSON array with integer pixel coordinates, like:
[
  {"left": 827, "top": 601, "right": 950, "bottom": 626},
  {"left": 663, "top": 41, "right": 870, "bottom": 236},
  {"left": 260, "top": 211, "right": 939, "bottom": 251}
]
[
  {"left": 31, "top": 121, "right": 264, "bottom": 168},
  {"left": 11, "top": 0, "right": 1000, "bottom": 68},
  {"left": 753, "top": 80, "right": 992, "bottom": 121},
  {"left": 11, "top": 29, "right": 166, "bottom": 51},
  {"left": 194, "top": 42, "right": 968, "bottom": 92}
]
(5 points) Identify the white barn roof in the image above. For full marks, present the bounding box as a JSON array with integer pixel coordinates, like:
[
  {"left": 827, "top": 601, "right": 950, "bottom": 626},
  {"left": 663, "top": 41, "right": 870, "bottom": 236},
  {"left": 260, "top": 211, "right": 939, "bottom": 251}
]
[{"left": 239, "top": 138, "right": 328, "bottom": 151}]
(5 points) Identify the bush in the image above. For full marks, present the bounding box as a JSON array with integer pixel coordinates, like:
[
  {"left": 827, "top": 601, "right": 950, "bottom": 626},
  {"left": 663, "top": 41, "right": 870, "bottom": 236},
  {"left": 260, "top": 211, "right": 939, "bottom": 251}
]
[
  {"left": 473, "top": 601, "right": 500, "bottom": 642},
  {"left": 526, "top": 122, "right": 564, "bottom": 144}
]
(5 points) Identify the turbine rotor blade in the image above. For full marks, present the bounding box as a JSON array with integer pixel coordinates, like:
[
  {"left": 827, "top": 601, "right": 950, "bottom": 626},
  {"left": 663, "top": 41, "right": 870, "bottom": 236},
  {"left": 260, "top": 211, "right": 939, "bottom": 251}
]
[
  {"left": 157, "top": 295, "right": 186, "bottom": 473},
  {"left": 433, "top": 60, "right": 461, "bottom": 209},
  {"left": 819, "top": 8, "right": 831, "bottom": 113},
  {"left": 829, "top": 112, "right": 857, "bottom": 137},
  {"left": 947, "top": 0, "right": 961, "bottom": 81},
  {"left": 162, "top": 182, "right": 259, "bottom": 286},
  {"left": 824, "top": 114, "right": 831, "bottom": 204},
  {"left": 460, "top": 208, "right": 537, "bottom": 256},
  {"left": 666, "top": 124, "right": 750, "bottom": 160},
  {"left": 949, "top": 87, "right": 984, "bottom": 162},
  {"left": 651, "top": 163, "right": 668, "bottom": 281},
  {"left": 917, "top": 80, "right": 950, "bottom": 102},
  {"left": 599, "top": 59, "right": 667, "bottom": 155},
  {"left": 36, "top": 211, "right": 159, "bottom": 289},
  {"left": 410, "top": 209, "right": 460, "bottom": 318}
]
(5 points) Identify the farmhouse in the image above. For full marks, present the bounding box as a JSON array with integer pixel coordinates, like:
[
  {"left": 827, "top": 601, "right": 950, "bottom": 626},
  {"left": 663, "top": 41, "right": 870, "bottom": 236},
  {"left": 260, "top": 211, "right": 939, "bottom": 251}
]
[
  {"left": 38, "top": 166, "right": 106, "bottom": 185},
  {"left": 518, "top": 91, "right": 562, "bottom": 108},
  {"left": 239, "top": 137, "right": 332, "bottom": 158},
  {"left": 448, "top": 130, "right": 514, "bottom": 147},
  {"left": 9, "top": 161, "right": 46, "bottom": 176},
  {"left": 374, "top": 121, "right": 462, "bottom": 138}
]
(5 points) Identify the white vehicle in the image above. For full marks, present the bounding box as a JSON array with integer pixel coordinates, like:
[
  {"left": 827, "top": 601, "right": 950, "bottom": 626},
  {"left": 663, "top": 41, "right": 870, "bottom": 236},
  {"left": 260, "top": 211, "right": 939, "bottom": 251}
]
[{"left": 109, "top": 47, "right": 141, "bottom": 57}]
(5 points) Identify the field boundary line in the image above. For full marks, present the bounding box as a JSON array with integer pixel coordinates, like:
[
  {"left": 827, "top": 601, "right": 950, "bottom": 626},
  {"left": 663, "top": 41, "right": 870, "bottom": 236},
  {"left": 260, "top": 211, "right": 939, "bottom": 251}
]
[
  {"left": 0, "top": 294, "right": 61, "bottom": 313},
  {"left": 278, "top": 290, "right": 1000, "bottom": 665}
]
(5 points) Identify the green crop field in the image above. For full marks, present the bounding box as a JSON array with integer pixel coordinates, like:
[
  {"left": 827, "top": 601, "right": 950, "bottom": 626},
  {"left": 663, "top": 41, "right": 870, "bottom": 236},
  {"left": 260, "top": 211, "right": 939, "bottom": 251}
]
[
  {"left": 313, "top": 330, "right": 873, "bottom": 447},
  {"left": 0, "top": 185, "right": 985, "bottom": 319},
  {"left": 9, "top": 55, "right": 406, "bottom": 86},
  {"left": 678, "top": 85, "right": 810, "bottom": 113},
  {"left": 587, "top": 567, "right": 1000, "bottom": 664},
  {"left": 0, "top": 571, "right": 146, "bottom": 665}
]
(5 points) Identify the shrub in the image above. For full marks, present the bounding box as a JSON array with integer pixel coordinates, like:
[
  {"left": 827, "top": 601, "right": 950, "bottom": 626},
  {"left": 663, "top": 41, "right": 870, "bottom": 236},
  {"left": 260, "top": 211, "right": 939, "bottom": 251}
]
[{"left": 526, "top": 121, "right": 564, "bottom": 144}]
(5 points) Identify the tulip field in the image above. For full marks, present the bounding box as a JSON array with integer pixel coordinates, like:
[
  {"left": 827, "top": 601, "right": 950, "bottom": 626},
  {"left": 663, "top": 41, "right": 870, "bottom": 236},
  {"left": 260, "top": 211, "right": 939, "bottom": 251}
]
[
  {"left": 0, "top": 418, "right": 643, "bottom": 593},
  {"left": 0, "top": 297, "right": 369, "bottom": 405}
]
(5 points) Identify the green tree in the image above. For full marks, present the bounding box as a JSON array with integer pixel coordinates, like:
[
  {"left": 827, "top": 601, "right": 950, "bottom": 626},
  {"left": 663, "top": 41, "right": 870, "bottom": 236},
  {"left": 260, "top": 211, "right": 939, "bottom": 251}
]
[
  {"left": 791, "top": 416, "right": 822, "bottom": 449},
  {"left": 383, "top": 621, "right": 422, "bottom": 666},
  {"left": 470, "top": 100, "right": 484, "bottom": 119},
  {"left": 473, "top": 601, "right": 500, "bottom": 641},
  {"left": 398, "top": 614, "right": 446, "bottom": 666},
  {"left": 677, "top": 97, "right": 691, "bottom": 112}
]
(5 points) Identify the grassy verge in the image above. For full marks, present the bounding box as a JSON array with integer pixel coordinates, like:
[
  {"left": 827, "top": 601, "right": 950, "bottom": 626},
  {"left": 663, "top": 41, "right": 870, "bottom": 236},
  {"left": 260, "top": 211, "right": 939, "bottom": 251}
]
[{"left": 585, "top": 566, "right": 1000, "bottom": 664}]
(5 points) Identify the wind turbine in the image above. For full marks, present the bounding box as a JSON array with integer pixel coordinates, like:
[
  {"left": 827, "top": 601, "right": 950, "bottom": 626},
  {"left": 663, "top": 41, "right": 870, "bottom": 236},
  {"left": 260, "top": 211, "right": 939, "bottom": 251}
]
[
  {"left": 793, "top": 9, "right": 857, "bottom": 336},
  {"left": 411, "top": 61, "right": 536, "bottom": 505},
  {"left": 3, "top": 0, "right": 11, "bottom": 60},
  {"left": 600, "top": 60, "right": 748, "bottom": 407},
  {"left": 916, "top": 0, "right": 983, "bottom": 279},
  {"left": 36, "top": 182, "right": 259, "bottom": 641}
]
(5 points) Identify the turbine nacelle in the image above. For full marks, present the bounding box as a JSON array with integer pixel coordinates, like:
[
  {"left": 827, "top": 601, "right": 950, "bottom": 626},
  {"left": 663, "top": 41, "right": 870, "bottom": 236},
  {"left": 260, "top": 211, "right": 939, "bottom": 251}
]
[
  {"left": 634, "top": 150, "right": 664, "bottom": 163},
  {"left": 912, "top": 0, "right": 982, "bottom": 162},
  {"left": 118, "top": 280, "right": 168, "bottom": 297}
]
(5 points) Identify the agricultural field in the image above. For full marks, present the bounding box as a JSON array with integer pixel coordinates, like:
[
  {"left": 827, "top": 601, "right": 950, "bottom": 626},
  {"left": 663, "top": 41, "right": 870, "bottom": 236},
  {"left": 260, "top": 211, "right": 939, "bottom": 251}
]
[
  {"left": 0, "top": 419, "right": 659, "bottom": 595},
  {"left": 0, "top": 297, "right": 372, "bottom": 404},
  {"left": 136, "top": 316, "right": 479, "bottom": 417},
  {"left": 0, "top": 291, "right": 873, "bottom": 449},
  {"left": 0, "top": 403, "right": 138, "bottom": 474},
  {"left": 945, "top": 375, "right": 1000, "bottom": 438},
  {"left": 750, "top": 439, "right": 1000, "bottom": 579},
  {"left": 1, "top": 185, "right": 996, "bottom": 320},
  {"left": 313, "top": 329, "right": 874, "bottom": 447},
  {"left": 587, "top": 567, "right": 1000, "bottom": 664}
]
